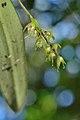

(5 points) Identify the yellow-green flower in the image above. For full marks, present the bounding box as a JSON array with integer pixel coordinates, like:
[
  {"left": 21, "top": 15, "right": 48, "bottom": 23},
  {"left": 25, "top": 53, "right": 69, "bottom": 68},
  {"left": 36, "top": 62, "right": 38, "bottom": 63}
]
[
  {"left": 46, "top": 52, "right": 56, "bottom": 66},
  {"left": 56, "top": 56, "right": 66, "bottom": 69},
  {"left": 52, "top": 43, "right": 61, "bottom": 54}
]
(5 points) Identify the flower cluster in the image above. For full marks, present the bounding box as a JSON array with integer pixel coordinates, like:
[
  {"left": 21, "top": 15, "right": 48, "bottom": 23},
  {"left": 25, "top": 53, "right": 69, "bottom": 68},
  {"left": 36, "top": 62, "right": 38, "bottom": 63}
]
[{"left": 24, "top": 16, "right": 66, "bottom": 70}]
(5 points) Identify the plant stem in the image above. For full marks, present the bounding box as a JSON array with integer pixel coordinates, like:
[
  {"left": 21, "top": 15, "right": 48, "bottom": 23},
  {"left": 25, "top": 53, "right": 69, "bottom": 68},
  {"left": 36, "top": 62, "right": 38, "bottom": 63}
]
[
  {"left": 23, "top": 24, "right": 29, "bottom": 32},
  {"left": 18, "top": 0, "right": 33, "bottom": 18}
]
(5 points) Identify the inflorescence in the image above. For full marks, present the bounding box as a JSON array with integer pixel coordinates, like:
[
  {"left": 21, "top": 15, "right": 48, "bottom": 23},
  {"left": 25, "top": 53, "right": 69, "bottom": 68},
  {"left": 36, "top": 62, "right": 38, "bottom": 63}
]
[{"left": 18, "top": 0, "right": 66, "bottom": 70}]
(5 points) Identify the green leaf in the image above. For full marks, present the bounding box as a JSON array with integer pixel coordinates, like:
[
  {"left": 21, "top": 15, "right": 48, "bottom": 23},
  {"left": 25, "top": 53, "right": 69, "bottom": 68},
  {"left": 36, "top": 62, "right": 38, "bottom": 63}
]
[{"left": 0, "top": 0, "right": 27, "bottom": 112}]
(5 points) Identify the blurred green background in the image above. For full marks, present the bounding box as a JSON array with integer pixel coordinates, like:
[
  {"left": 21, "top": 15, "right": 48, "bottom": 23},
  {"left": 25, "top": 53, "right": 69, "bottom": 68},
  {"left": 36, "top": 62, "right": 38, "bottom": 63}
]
[{"left": 0, "top": 0, "right": 80, "bottom": 120}]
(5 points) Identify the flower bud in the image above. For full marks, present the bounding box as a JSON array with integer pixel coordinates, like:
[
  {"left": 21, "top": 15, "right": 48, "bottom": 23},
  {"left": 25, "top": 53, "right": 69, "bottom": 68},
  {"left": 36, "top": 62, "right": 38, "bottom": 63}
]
[
  {"left": 52, "top": 43, "right": 61, "bottom": 54},
  {"left": 43, "top": 31, "right": 55, "bottom": 40},
  {"left": 27, "top": 23, "right": 35, "bottom": 35},
  {"left": 57, "top": 56, "right": 66, "bottom": 69},
  {"left": 45, "top": 46, "right": 51, "bottom": 54},
  {"left": 35, "top": 37, "right": 43, "bottom": 49},
  {"left": 46, "top": 51, "right": 56, "bottom": 66}
]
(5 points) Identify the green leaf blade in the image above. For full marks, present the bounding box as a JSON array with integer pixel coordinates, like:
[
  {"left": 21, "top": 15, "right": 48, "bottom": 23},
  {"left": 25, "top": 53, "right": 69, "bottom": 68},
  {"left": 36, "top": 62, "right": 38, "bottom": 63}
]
[{"left": 0, "top": 0, "right": 27, "bottom": 112}]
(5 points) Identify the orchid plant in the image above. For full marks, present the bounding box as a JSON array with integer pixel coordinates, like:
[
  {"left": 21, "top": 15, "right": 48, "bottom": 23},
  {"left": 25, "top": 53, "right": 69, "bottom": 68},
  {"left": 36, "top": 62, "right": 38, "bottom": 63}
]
[{"left": 18, "top": 0, "right": 66, "bottom": 69}]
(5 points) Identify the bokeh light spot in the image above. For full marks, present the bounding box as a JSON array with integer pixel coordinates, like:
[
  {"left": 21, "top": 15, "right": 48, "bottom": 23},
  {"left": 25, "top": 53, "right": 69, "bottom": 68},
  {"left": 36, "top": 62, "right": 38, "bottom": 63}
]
[
  {"left": 43, "top": 68, "right": 60, "bottom": 87},
  {"left": 38, "top": 93, "right": 57, "bottom": 114},
  {"left": 56, "top": 21, "right": 79, "bottom": 40},
  {"left": 26, "top": 89, "right": 37, "bottom": 106},
  {"left": 61, "top": 45, "right": 75, "bottom": 61},
  {"left": 76, "top": 44, "right": 80, "bottom": 59},
  {"left": 36, "top": 12, "right": 53, "bottom": 28},
  {"left": 66, "top": 59, "right": 80, "bottom": 75},
  {"left": 34, "top": 0, "right": 51, "bottom": 11},
  {"left": 56, "top": 89, "right": 75, "bottom": 107}
]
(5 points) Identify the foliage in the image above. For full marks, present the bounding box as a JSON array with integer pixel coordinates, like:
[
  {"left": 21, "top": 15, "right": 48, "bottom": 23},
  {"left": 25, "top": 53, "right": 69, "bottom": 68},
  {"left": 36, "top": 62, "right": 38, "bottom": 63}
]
[{"left": 0, "top": 0, "right": 27, "bottom": 112}]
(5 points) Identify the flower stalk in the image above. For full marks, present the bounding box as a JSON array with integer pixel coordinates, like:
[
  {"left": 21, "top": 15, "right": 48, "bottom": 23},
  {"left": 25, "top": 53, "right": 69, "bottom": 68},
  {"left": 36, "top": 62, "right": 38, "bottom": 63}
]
[{"left": 18, "top": 0, "right": 66, "bottom": 69}]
